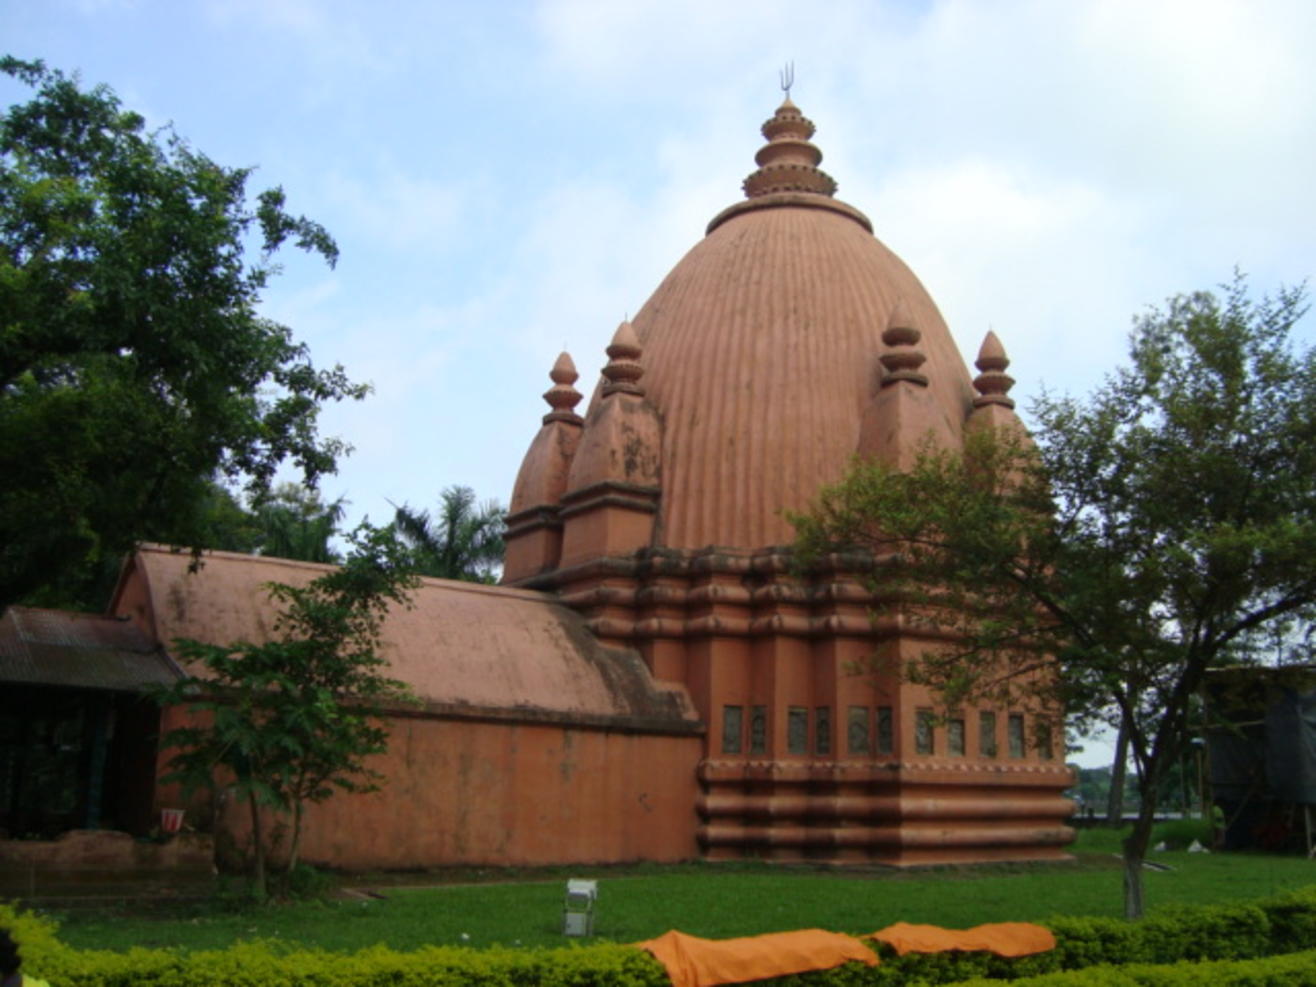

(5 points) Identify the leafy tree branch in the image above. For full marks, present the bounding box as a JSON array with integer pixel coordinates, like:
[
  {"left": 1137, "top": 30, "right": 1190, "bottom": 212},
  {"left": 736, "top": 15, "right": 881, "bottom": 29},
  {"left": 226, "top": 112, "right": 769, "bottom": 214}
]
[
  {"left": 794, "top": 275, "right": 1314, "bottom": 918},
  {"left": 158, "top": 524, "right": 418, "bottom": 897},
  {"left": 1, "top": 57, "right": 367, "bottom": 610}
]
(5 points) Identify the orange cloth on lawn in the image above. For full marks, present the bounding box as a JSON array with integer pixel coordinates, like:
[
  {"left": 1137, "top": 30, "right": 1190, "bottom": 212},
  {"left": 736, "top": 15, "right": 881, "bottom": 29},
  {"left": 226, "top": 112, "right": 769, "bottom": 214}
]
[
  {"left": 636, "top": 928, "right": 879, "bottom": 987},
  {"left": 870, "top": 921, "right": 1056, "bottom": 957}
]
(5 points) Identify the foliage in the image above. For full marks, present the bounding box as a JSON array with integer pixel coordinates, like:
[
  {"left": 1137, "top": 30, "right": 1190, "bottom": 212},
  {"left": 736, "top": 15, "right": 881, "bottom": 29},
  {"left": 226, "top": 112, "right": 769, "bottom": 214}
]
[
  {"left": 188, "top": 480, "right": 267, "bottom": 556},
  {"left": 22, "top": 887, "right": 1316, "bottom": 986},
  {"left": 252, "top": 482, "right": 346, "bottom": 563},
  {"left": 158, "top": 524, "right": 418, "bottom": 896},
  {"left": 391, "top": 485, "right": 506, "bottom": 582},
  {"left": 944, "top": 950, "right": 1316, "bottom": 986},
  {"left": 1070, "top": 765, "right": 1141, "bottom": 818},
  {"left": 273, "top": 861, "right": 338, "bottom": 900},
  {"left": 171, "top": 480, "right": 343, "bottom": 562},
  {"left": 1149, "top": 817, "right": 1214, "bottom": 851},
  {"left": 793, "top": 276, "right": 1316, "bottom": 916},
  {"left": 0, "top": 902, "right": 63, "bottom": 981},
  {"left": 1071, "top": 759, "right": 1205, "bottom": 819},
  {"left": 10, "top": 477, "right": 322, "bottom": 611},
  {"left": 0, "top": 57, "right": 367, "bottom": 611},
  {"left": 3, "top": 936, "right": 670, "bottom": 987}
]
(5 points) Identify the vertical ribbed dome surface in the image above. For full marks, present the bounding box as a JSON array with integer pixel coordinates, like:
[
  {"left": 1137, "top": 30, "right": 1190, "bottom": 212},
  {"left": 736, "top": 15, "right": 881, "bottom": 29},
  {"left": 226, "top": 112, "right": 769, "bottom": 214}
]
[{"left": 631, "top": 199, "right": 974, "bottom": 550}]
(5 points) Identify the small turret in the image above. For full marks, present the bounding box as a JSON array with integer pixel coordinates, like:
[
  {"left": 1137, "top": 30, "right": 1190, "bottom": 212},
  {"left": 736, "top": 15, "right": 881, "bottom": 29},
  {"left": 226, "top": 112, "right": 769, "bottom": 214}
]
[
  {"left": 878, "top": 316, "right": 929, "bottom": 388},
  {"left": 972, "top": 331, "right": 1015, "bottom": 409},
  {"left": 966, "top": 330, "right": 1024, "bottom": 435},
  {"left": 557, "top": 321, "right": 663, "bottom": 569},
  {"left": 857, "top": 303, "right": 955, "bottom": 468},
  {"left": 601, "top": 319, "right": 646, "bottom": 397},
  {"left": 502, "top": 352, "right": 586, "bottom": 583},
  {"left": 544, "top": 352, "right": 586, "bottom": 422}
]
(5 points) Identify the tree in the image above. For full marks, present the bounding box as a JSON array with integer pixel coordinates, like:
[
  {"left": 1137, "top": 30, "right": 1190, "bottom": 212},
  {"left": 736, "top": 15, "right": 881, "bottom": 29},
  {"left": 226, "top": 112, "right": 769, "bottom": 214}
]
[
  {"left": 189, "top": 480, "right": 266, "bottom": 557},
  {"left": 158, "top": 524, "right": 417, "bottom": 896},
  {"left": 794, "top": 276, "right": 1316, "bottom": 918},
  {"left": 391, "top": 485, "right": 506, "bottom": 583},
  {"left": 253, "top": 482, "right": 345, "bottom": 564},
  {"left": 1106, "top": 720, "right": 1131, "bottom": 823},
  {"left": 0, "top": 57, "right": 367, "bottom": 612}
]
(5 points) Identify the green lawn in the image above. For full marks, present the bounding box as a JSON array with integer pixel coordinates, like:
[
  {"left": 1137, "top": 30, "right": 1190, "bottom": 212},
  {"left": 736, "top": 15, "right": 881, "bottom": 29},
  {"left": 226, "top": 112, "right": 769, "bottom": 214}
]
[{"left": 50, "top": 831, "right": 1316, "bottom": 955}]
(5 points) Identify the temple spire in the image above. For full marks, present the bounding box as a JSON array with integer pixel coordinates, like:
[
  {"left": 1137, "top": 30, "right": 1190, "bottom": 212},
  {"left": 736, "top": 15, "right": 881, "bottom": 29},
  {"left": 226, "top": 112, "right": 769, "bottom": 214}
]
[
  {"left": 973, "top": 331, "right": 1016, "bottom": 409},
  {"left": 543, "top": 351, "right": 584, "bottom": 424},
  {"left": 602, "top": 320, "right": 645, "bottom": 397},
  {"left": 878, "top": 304, "right": 928, "bottom": 388},
  {"left": 742, "top": 96, "right": 837, "bottom": 199}
]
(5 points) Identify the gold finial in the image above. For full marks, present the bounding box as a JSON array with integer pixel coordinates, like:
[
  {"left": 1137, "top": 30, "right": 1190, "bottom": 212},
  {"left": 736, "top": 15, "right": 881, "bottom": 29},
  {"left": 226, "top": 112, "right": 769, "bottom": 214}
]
[{"left": 779, "top": 62, "right": 795, "bottom": 98}]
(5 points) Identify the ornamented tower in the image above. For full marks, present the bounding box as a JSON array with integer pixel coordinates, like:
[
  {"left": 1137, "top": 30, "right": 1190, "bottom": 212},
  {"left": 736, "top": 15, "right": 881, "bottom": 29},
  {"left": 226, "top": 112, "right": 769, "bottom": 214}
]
[{"left": 504, "top": 98, "right": 1074, "bottom": 865}]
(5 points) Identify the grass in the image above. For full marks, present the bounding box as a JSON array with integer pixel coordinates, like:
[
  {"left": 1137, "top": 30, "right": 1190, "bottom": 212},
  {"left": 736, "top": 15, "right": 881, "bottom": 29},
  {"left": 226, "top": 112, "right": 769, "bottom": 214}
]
[{"left": 48, "top": 829, "right": 1316, "bottom": 955}]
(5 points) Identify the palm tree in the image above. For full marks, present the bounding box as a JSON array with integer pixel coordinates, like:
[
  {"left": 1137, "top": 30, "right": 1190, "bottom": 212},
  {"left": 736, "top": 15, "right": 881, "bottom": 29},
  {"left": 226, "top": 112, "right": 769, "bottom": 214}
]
[
  {"left": 255, "top": 483, "right": 345, "bottom": 563},
  {"left": 391, "top": 486, "right": 506, "bottom": 583}
]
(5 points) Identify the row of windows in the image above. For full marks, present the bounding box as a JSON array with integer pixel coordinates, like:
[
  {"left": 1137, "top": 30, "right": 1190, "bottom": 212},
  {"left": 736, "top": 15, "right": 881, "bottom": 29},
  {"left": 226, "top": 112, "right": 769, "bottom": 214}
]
[{"left": 721, "top": 704, "right": 1055, "bottom": 760}]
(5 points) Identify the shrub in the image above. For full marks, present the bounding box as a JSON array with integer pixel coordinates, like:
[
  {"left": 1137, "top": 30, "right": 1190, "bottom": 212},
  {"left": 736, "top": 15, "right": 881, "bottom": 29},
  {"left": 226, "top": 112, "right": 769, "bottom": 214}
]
[
  {"left": 0, "top": 903, "right": 66, "bottom": 980},
  {"left": 1256, "top": 883, "right": 1316, "bottom": 954},
  {"left": 2, "top": 885, "right": 1315, "bottom": 985},
  {"left": 273, "top": 863, "right": 336, "bottom": 901},
  {"left": 944, "top": 948, "right": 1316, "bottom": 986},
  {"left": 1150, "top": 818, "right": 1214, "bottom": 851}
]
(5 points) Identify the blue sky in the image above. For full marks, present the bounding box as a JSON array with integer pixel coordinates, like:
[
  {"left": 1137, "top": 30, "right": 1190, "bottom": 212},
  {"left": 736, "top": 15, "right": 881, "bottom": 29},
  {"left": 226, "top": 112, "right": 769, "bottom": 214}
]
[{"left": 5, "top": 0, "right": 1315, "bottom": 765}]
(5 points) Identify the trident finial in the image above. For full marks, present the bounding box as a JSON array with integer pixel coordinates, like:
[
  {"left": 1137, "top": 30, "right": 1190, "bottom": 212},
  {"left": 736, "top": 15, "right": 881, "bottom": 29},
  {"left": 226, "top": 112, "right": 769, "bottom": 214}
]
[{"left": 779, "top": 62, "right": 794, "bottom": 98}]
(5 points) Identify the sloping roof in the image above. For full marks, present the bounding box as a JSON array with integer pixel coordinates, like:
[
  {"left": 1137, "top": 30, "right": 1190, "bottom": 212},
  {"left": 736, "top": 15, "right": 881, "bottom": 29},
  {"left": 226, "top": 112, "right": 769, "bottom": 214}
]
[
  {"left": 0, "top": 605, "right": 180, "bottom": 692},
  {"left": 112, "top": 546, "right": 699, "bottom": 733}
]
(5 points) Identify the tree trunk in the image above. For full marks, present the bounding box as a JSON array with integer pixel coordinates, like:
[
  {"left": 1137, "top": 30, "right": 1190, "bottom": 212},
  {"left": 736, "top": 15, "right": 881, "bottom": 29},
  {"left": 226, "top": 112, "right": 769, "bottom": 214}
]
[
  {"left": 287, "top": 799, "right": 303, "bottom": 874},
  {"left": 1107, "top": 717, "right": 1130, "bottom": 824},
  {"left": 248, "top": 792, "right": 267, "bottom": 899},
  {"left": 1121, "top": 779, "right": 1160, "bottom": 919},
  {"left": 1122, "top": 847, "right": 1145, "bottom": 919}
]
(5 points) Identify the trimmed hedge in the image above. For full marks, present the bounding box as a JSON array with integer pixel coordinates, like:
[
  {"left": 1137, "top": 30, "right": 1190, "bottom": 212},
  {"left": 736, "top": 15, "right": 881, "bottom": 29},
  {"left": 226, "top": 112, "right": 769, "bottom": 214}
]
[
  {"left": 0, "top": 907, "right": 670, "bottom": 986},
  {"left": 4, "top": 886, "right": 1316, "bottom": 986},
  {"left": 945, "top": 949, "right": 1316, "bottom": 986},
  {"left": 849, "top": 887, "right": 1316, "bottom": 985}
]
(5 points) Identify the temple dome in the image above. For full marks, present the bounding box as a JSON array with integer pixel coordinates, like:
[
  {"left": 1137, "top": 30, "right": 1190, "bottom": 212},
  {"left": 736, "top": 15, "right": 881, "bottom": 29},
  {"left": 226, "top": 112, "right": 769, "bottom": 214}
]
[{"left": 626, "top": 99, "right": 975, "bottom": 550}]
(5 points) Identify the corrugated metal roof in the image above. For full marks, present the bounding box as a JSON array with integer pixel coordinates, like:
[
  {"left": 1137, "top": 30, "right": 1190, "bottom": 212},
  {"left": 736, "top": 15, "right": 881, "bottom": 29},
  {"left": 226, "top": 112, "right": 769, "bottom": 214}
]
[{"left": 0, "top": 606, "right": 181, "bottom": 692}]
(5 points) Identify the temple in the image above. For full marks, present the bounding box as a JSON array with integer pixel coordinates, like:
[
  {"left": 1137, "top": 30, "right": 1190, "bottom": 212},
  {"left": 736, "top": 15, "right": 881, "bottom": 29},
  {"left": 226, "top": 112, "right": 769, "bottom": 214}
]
[
  {"left": 0, "top": 96, "right": 1073, "bottom": 875},
  {"left": 500, "top": 97, "right": 1074, "bottom": 865}
]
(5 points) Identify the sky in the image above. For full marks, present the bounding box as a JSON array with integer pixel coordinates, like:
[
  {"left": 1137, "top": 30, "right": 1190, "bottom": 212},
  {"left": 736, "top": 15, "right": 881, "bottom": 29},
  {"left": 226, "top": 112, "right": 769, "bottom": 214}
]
[{"left": 4, "top": 0, "right": 1314, "bottom": 767}]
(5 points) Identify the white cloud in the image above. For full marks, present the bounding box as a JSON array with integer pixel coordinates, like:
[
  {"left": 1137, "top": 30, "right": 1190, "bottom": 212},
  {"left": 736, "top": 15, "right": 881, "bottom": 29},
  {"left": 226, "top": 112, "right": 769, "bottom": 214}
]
[
  {"left": 536, "top": 0, "right": 786, "bottom": 85},
  {"left": 199, "top": 0, "right": 402, "bottom": 90},
  {"left": 9, "top": 0, "right": 1314, "bottom": 534},
  {"left": 872, "top": 156, "right": 1147, "bottom": 393},
  {"left": 320, "top": 165, "right": 470, "bottom": 253}
]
